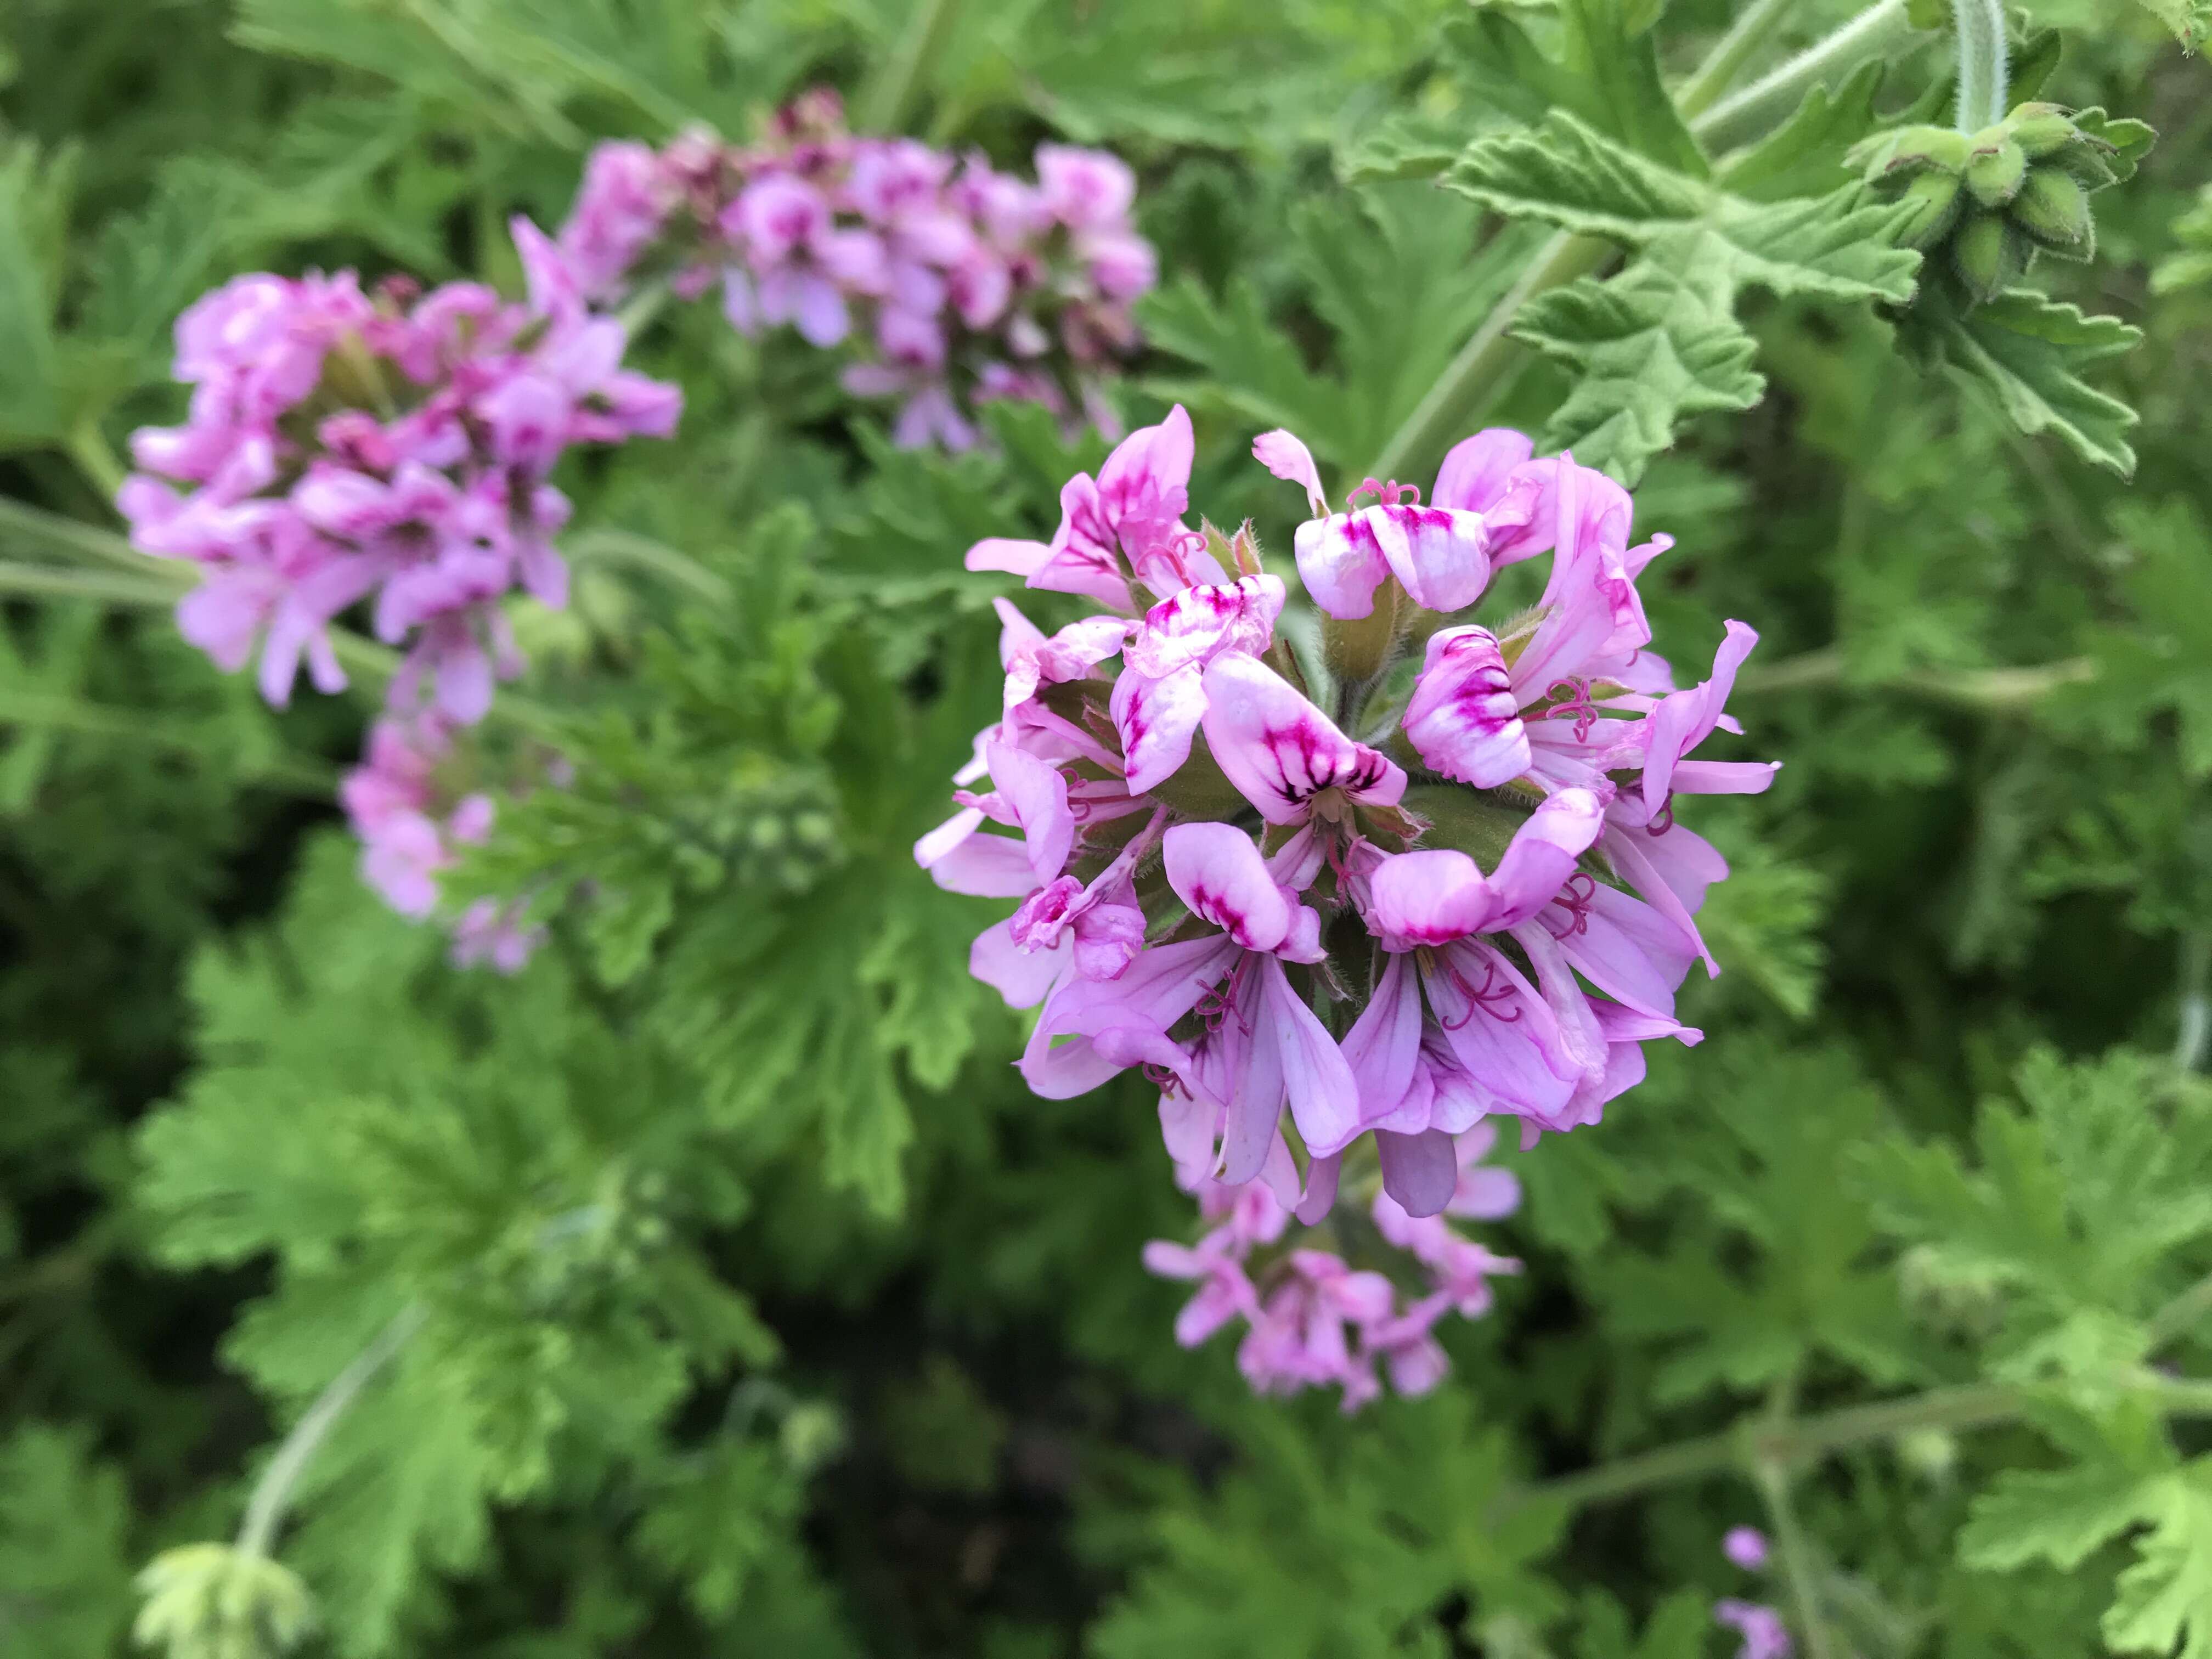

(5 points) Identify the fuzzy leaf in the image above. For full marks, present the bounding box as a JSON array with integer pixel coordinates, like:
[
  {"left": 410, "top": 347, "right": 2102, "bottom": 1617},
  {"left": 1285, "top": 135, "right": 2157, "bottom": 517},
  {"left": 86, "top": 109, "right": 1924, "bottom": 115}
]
[{"left": 1933, "top": 292, "right": 2143, "bottom": 477}]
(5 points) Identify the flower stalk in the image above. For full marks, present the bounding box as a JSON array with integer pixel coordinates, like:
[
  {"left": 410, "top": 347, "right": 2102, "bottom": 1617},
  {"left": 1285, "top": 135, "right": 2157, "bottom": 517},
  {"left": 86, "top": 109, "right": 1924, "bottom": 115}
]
[
  {"left": 1953, "top": 0, "right": 2011, "bottom": 135},
  {"left": 235, "top": 1305, "right": 425, "bottom": 1560}
]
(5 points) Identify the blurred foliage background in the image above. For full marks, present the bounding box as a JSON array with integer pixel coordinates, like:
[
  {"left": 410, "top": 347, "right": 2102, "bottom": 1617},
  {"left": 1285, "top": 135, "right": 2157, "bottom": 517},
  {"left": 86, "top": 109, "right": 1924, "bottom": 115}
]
[{"left": 1, "top": 1, "right": 2210, "bottom": 1655}]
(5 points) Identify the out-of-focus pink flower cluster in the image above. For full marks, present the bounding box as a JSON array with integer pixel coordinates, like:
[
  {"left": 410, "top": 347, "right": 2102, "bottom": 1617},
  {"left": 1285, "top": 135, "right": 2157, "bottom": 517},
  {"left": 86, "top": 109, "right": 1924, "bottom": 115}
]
[
  {"left": 120, "top": 218, "right": 678, "bottom": 968},
  {"left": 916, "top": 403, "right": 1776, "bottom": 1399},
  {"left": 1715, "top": 1528, "right": 1793, "bottom": 1659},
  {"left": 555, "top": 88, "right": 1154, "bottom": 450},
  {"left": 119, "top": 222, "right": 679, "bottom": 724},
  {"left": 1144, "top": 1127, "right": 1522, "bottom": 1410},
  {"left": 338, "top": 712, "right": 549, "bottom": 972}
]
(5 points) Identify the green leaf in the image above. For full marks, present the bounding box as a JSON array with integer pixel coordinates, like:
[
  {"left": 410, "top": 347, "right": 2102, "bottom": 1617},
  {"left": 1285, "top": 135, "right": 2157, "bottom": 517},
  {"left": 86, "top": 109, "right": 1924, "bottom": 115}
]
[
  {"left": 0, "top": 1425, "right": 132, "bottom": 1659},
  {"left": 1961, "top": 1462, "right": 2160, "bottom": 1572},
  {"left": 1722, "top": 63, "right": 1888, "bottom": 205},
  {"left": 2108, "top": 1466, "right": 2212, "bottom": 1659},
  {"left": 1513, "top": 256, "right": 1763, "bottom": 483},
  {"left": 1861, "top": 1049, "right": 2212, "bottom": 1377},
  {"left": 0, "top": 143, "right": 68, "bottom": 449},
  {"left": 1931, "top": 292, "right": 2143, "bottom": 477},
  {"left": 1449, "top": 114, "right": 1920, "bottom": 303}
]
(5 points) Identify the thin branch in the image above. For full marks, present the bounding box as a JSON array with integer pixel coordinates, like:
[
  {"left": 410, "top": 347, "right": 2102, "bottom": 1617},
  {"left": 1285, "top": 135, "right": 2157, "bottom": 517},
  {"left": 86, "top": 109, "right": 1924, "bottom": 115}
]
[
  {"left": 1676, "top": 0, "right": 1799, "bottom": 120},
  {"left": 1692, "top": 1, "right": 1923, "bottom": 147},
  {"left": 857, "top": 0, "right": 962, "bottom": 132},
  {"left": 235, "top": 1305, "right": 426, "bottom": 1560},
  {"left": 1736, "top": 648, "right": 2096, "bottom": 709}
]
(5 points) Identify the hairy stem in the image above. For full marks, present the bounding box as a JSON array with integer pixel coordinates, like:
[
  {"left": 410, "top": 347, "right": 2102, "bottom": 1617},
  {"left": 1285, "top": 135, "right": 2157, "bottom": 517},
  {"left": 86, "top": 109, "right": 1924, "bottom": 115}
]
[
  {"left": 1953, "top": 0, "right": 2011, "bottom": 134},
  {"left": 1675, "top": 0, "right": 1800, "bottom": 120},
  {"left": 236, "top": 1306, "right": 426, "bottom": 1560},
  {"left": 1691, "top": 1, "right": 1922, "bottom": 148},
  {"left": 0, "top": 494, "right": 193, "bottom": 584},
  {"left": 857, "top": 0, "right": 962, "bottom": 132},
  {"left": 1359, "top": 232, "right": 1607, "bottom": 489}
]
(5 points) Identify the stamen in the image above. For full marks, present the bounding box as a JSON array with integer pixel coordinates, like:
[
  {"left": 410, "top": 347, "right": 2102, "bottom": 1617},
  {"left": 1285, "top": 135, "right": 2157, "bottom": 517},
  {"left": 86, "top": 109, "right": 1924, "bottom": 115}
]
[
  {"left": 1440, "top": 960, "right": 1522, "bottom": 1029},
  {"left": 1549, "top": 873, "right": 1596, "bottom": 939},
  {"left": 1548, "top": 677, "right": 1600, "bottom": 743},
  {"left": 1142, "top": 1062, "right": 1181, "bottom": 1094},
  {"left": 1645, "top": 800, "right": 1675, "bottom": 836}
]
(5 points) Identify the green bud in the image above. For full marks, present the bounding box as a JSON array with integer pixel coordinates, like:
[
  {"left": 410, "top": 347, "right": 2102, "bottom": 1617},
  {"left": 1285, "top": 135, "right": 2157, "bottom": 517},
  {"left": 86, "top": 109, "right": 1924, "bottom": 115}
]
[
  {"left": 134, "top": 1544, "right": 318, "bottom": 1659},
  {"left": 2011, "top": 166, "right": 2094, "bottom": 255},
  {"left": 2005, "top": 103, "right": 2080, "bottom": 160},
  {"left": 1965, "top": 137, "right": 2027, "bottom": 208},
  {"left": 1896, "top": 171, "right": 1966, "bottom": 250},
  {"left": 1950, "top": 212, "right": 2028, "bottom": 304},
  {"left": 1854, "top": 124, "right": 1970, "bottom": 185}
]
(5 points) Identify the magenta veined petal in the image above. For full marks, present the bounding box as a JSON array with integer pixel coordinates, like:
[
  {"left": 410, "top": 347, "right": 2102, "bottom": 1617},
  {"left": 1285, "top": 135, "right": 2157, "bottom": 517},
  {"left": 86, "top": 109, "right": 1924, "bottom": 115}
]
[
  {"left": 1163, "top": 822, "right": 1295, "bottom": 953},
  {"left": 1403, "top": 625, "right": 1530, "bottom": 788},
  {"left": 1199, "top": 653, "right": 1407, "bottom": 825}
]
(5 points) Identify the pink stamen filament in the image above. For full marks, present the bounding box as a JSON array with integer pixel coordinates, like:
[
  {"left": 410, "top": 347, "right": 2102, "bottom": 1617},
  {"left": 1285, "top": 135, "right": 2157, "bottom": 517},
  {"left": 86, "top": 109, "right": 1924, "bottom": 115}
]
[
  {"left": 1547, "top": 677, "right": 1600, "bottom": 743},
  {"left": 1440, "top": 960, "right": 1522, "bottom": 1029},
  {"left": 1347, "top": 476, "right": 1421, "bottom": 509}
]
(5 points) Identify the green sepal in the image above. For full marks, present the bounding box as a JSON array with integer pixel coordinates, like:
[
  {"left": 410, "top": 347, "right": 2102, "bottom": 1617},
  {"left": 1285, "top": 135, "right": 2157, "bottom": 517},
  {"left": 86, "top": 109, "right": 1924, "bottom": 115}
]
[
  {"left": 2012, "top": 166, "right": 2095, "bottom": 255},
  {"left": 1951, "top": 212, "right": 2029, "bottom": 304}
]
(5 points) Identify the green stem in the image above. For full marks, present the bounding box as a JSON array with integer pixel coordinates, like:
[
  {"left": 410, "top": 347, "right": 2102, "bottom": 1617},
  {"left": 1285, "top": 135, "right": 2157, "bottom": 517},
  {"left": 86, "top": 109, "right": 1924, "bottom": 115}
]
[
  {"left": 1952, "top": 0, "right": 2010, "bottom": 134},
  {"left": 1736, "top": 648, "right": 2095, "bottom": 709},
  {"left": 857, "top": 0, "right": 962, "bottom": 132},
  {"left": 568, "top": 528, "right": 734, "bottom": 605},
  {"left": 235, "top": 1305, "right": 425, "bottom": 1560},
  {"left": 2152, "top": 1268, "right": 2212, "bottom": 1349},
  {"left": 1691, "top": 0, "right": 1922, "bottom": 147},
  {"left": 0, "top": 560, "right": 183, "bottom": 608},
  {"left": 1359, "top": 232, "right": 1608, "bottom": 488},
  {"left": 0, "top": 692, "right": 340, "bottom": 796},
  {"left": 2175, "top": 933, "right": 2210, "bottom": 1076},
  {"left": 65, "top": 423, "right": 128, "bottom": 503},
  {"left": 616, "top": 279, "right": 671, "bottom": 339},
  {"left": 1757, "top": 1458, "right": 1836, "bottom": 1659},
  {"left": 1675, "top": 0, "right": 1799, "bottom": 120},
  {"left": 1515, "top": 1375, "right": 2212, "bottom": 1524},
  {"left": 0, "top": 494, "right": 192, "bottom": 583}
]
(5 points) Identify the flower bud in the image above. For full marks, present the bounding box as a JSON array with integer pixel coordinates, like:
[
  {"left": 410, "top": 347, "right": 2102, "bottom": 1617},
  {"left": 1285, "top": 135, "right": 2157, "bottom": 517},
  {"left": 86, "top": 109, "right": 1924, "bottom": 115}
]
[
  {"left": 2006, "top": 103, "right": 2080, "bottom": 160},
  {"left": 1896, "top": 171, "right": 1966, "bottom": 250},
  {"left": 1964, "top": 136, "right": 2028, "bottom": 208},
  {"left": 2012, "top": 167, "right": 2095, "bottom": 255},
  {"left": 1950, "top": 212, "right": 2028, "bottom": 304}
]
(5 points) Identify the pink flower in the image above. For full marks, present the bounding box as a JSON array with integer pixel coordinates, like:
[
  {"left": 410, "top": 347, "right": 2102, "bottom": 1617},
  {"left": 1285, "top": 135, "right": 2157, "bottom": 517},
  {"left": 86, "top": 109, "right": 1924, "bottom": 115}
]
[
  {"left": 1253, "top": 427, "right": 1527, "bottom": 618},
  {"left": 1724, "top": 1527, "right": 1771, "bottom": 1571},
  {"left": 934, "top": 409, "right": 1774, "bottom": 1403}
]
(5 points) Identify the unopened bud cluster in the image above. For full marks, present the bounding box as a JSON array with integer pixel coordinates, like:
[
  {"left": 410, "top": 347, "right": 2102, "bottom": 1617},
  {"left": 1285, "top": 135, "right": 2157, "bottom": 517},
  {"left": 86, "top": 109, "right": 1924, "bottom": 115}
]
[
  {"left": 919, "top": 404, "right": 1775, "bottom": 1402},
  {"left": 557, "top": 87, "right": 1154, "bottom": 449},
  {"left": 1853, "top": 102, "right": 2125, "bottom": 304}
]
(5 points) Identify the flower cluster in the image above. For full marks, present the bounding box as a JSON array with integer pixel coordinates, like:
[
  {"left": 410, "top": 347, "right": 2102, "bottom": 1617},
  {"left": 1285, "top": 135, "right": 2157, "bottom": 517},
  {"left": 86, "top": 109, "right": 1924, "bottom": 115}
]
[
  {"left": 918, "top": 403, "right": 1775, "bottom": 1392},
  {"left": 555, "top": 88, "right": 1154, "bottom": 449},
  {"left": 120, "top": 222, "right": 679, "bottom": 724},
  {"left": 1144, "top": 1126, "right": 1522, "bottom": 1409},
  {"left": 120, "top": 218, "right": 678, "bottom": 966},
  {"left": 338, "top": 712, "right": 546, "bottom": 973},
  {"left": 1715, "top": 1528, "right": 1792, "bottom": 1659}
]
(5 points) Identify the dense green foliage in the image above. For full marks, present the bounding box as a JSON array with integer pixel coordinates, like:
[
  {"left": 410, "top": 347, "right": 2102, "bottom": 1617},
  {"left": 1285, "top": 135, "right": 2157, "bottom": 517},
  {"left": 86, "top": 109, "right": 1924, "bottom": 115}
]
[{"left": 2, "top": 1, "right": 2210, "bottom": 1655}]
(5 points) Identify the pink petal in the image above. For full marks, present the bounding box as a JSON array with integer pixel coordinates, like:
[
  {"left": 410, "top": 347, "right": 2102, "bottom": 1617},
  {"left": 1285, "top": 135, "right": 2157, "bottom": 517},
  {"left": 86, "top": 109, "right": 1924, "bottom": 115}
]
[
  {"left": 1290, "top": 512, "right": 1392, "bottom": 621},
  {"left": 1112, "top": 663, "right": 1209, "bottom": 795},
  {"left": 970, "top": 918, "right": 1071, "bottom": 1008},
  {"left": 1164, "top": 822, "right": 1293, "bottom": 952},
  {"left": 967, "top": 537, "right": 1053, "bottom": 577},
  {"left": 1403, "top": 626, "right": 1530, "bottom": 787},
  {"left": 1376, "top": 1128, "right": 1458, "bottom": 1218},
  {"left": 1260, "top": 956, "right": 1361, "bottom": 1157},
  {"left": 1432, "top": 428, "right": 1534, "bottom": 513},
  {"left": 1199, "top": 653, "right": 1406, "bottom": 825},
  {"left": 1486, "top": 788, "right": 1605, "bottom": 929},
  {"left": 1253, "top": 428, "right": 1327, "bottom": 515},
  {"left": 1124, "top": 575, "right": 1286, "bottom": 680},
  {"left": 1341, "top": 952, "right": 1422, "bottom": 1125},
  {"left": 1641, "top": 619, "right": 1759, "bottom": 813},
  {"left": 984, "top": 739, "right": 1074, "bottom": 882},
  {"left": 1374, "top": 505, "right": 1491, "bottom": 613}
]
